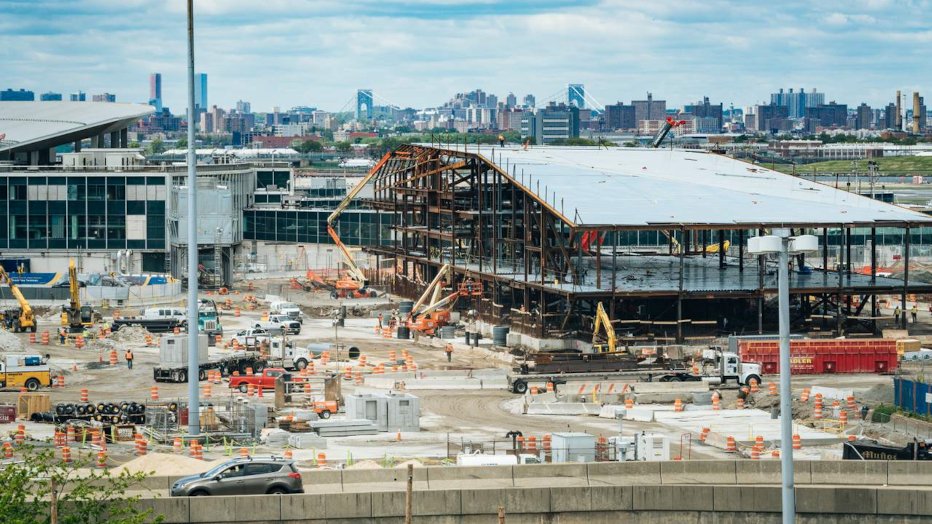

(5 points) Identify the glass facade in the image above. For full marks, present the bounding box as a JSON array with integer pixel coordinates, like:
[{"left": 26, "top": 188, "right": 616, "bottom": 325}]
[
  {"left": 244, "top": 209, "right": 392, "bottom": 247},
  {"left": 0, "top": 174, "right": 167, "bottom": 251}
]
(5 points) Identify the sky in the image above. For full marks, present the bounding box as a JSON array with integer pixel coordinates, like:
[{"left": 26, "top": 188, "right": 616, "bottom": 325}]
[{"left": 2, "top": 0, "right": 931, "bottom": 113}]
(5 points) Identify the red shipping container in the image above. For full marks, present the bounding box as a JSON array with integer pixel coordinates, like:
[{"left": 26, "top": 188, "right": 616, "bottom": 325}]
[
  {"left": 0, "top": 404, "right": 16, "bottom": 424},
  {"left": 738, "top": 339, "right": 898, "bottom": 375}
]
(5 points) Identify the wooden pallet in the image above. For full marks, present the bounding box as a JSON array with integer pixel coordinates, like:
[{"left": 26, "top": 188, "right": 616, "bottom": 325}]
[{"left": 16, "top": 393, "right": 50, "bottom": 420}]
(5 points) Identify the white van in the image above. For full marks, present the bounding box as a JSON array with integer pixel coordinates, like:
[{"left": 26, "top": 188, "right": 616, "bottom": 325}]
[
  {"left": 143, "top": 308, "right": 186, "bottom": 321},
  {"left": 269, "top": 301, "right": 303, "bottom": 324}
]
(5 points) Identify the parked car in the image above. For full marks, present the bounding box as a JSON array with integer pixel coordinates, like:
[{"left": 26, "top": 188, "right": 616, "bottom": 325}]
[
  {"left": 230, "top": 328, "right": 271, "bottom": 347},
  {"left": 254, "top": 314, "right": 301, "bottom": 335},
  {"left": 170, "top": 458, "right": 303, "bottom": 496}
]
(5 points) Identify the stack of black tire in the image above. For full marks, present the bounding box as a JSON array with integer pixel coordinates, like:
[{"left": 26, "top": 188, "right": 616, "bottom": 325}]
[{"left": 50, "top": 401, "right": 147, "bottom": 424}]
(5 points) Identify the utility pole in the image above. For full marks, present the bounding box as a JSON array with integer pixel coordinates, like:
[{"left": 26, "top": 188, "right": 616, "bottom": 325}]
[
  {"left": 185, "top": 0, "right": 201, "bottom": 435},
  {"left": 404, "top": 463, "right": 413, "bottom": 524}
]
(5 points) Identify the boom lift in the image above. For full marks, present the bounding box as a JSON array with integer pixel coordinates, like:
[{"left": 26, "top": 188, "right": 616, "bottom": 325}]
[
  {"left": 324, "top": 153, "right": 393, "bottom": 297},
  {"left": 406, "top": 265, "right": 483, "bottom": 335},
  {"left": 651, "top": 116, "right": 688, "bottom": 149},
  {"left": 61, "top": 259, "right": 101, "bottom": 333},
  {"left": 591, "top": 302, "right": 616, "bottom": 353},
  {"left": 0, "top": 267, "right": 37, "bottom": 333}
]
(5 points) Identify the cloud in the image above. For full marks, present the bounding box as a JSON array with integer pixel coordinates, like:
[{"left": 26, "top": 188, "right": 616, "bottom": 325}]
[{"left": 0, "top": 0, "right": 928, "bottom": 111}]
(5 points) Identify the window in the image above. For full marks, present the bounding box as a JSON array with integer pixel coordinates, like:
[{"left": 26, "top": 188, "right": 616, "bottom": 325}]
[
  {"left": 244, "top": 463, "right": 278, "bottom": 475},
  {"left": 219, "top": 465, "right": 245, "bottom": 479}
]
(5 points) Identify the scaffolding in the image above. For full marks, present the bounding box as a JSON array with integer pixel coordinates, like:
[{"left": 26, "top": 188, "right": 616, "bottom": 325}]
[{"left": 363, "top": 145, "right": 932, "bottom": 344}]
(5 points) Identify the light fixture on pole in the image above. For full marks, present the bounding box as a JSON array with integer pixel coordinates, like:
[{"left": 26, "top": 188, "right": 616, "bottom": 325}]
[{"left": 747, "top": 229, "right": 818, "bottom": 524}]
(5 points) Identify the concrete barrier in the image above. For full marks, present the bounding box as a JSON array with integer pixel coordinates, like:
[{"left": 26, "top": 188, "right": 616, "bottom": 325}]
[
  {"left": 460, "top": 487, "right": 551, "bottom": 515},
  {"left": 589, "top": 485, "right": 633, "bottom": 512},
  {"left": 426, "top": 464, "right": 513, "bottom": 490},
  {"left": 735, "top": 460, "right": 812, "bottom": 485},
  {"left": 796, "top": 486, "right": 877, "bottom": 515},
  {"left": 299, "top": 469, "right": 344, "bottom": 494},
  {"left": 324, "top": 492, "right": 372, "bottom": 519},
  {"left": 340, "top": 466, "right": 428, "bottom": 492},
  {"left": 369, "top": 490, "right": 405, "bottom": 518},
  {"left": 876, "top": 488, "right": 932, "bottom": 516},
  {"left": 234, "top": 494, "right": 281, "bottom": 521},
  {"left": 513, "top": 463, "right": 588, "bottom": 487},
  {"left": 887, "top": 461, "right": 932, "bottom": 486},
  {"left": 712, "top": 485, "right": 781, "bottom": 513},
  {"left": 188, "top": 495, "right": 240, "bottom": 523},
  {"left": 633, "top": 485, "right": 714, "bottom": 511},
  {"left": 136, "top": 497, "right": 189, "bottom": 524},
  {"left": 660, "top": 460, "right": 736, "bottom": 484},
  {"left": 280, "top": 493, "right": 327, "bottom": 521},
  {"left": 587, "top": 461, "right": 661, "bottom": 485},
  {"left": 809, "top": 460, "right": 887, "bottom": 485}
]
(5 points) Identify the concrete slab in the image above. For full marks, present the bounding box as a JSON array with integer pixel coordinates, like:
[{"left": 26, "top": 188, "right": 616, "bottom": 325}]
[
  {"left": 414, "top": 489, "right": 461, "bottom": 516},
  {"left": 550, "top": 486, "right": 592, "bottom": 512},
  {"left": 188, "top": 496, "right": 238, "bottom": 523},
  {"left": 810, "top": 385, "right": 855, "bottom": 401},
  {"left": 589, "top": 485, "right": 633, "bottom": 511},
  {"left": 887, "top": 461, "right": 932, "bottom": 485},
  {"left": 299, "top": 469, "right": 344, "bottom": 494},
  {"left": 632, "top": 382, "right": 710, "bottom": 394},
  {"left": 877, "top": 488, "right": 932, "bottom": 516},
  {"left": 369, "top": 490, "right": 405, "bottom": 517},
  {"left": 234, "top": 494, "right": 281, "bottom": 521},
  {"left": 341, "top": 467, "right": 429, "bottom": 493},
  {"left": 598, "top": 404, "right": 625, "bottom": 419},
  {"left": 136, "top": 497, "right": 189, "bottom": 524}
]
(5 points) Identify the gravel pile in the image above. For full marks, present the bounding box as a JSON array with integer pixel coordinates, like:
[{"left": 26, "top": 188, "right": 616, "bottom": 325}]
[
  {"left": 110, "top": 325, "right": 149, "bottom": 344},
  {"left": 0, "top": 330, "right": 23, "bottom": 352}
]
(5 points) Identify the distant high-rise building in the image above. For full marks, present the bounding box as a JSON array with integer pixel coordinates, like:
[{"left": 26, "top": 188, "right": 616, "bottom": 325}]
[
  {"left": 236, "top": 100, "right": 251, "bottom": 114},
  {"left": 149, "top": 73, "right": 162, "bottom": 112},
  {"left": 356, "top": 89, "right": 373, "bottom": 120},
  {"left": 568, "top": 84, "right": 585, "bottom": 109},
  {"left": 683, "top": 97, "right": 724, "bottom": 132},
  {"left": 770, "top": 88, "right": 824, "bottom": 119},
  {"left": 523, "top": 94, "right": 536, "bottom": 109},
  {"left": 0, "top": 88, "right": 35, "bottom": 101},
  {"left": 39, "top": 92, "right": 62, "bottom": 101},
  {"left": 755, "top": 104, "right": 790, "bottom": 134},
  {"left": 194, "top": 73, "right": 208, "bottom": 110},
  {"left": 603, "top": 102, "right": 636, "bottom": 131},
  {"left": 856, "top": 103, "right": 872, "bottom": 130},
  {"left": 521, "top": 102, "right": 579, "bottom": 144},
  {"left": 70, "top": 91, "right": 86, "bottom": 102},
  {"left": 505, "top": 93, "right": 517, "bottom": 109},
  {"left": 883, "top": 103, "right": 897, "bottom": 130},
  {"left": 805, "top": 102, "right": 847, "bottom": 130},
  {"left": 631, "top": 93, "right": 666, "bottom": 125},
  {"left": 92, "top": 93, "right": 116, "bottom": 103}
]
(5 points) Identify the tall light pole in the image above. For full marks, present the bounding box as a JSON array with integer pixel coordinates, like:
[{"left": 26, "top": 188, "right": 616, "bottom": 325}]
[
  {"left": 748, "top": 230, "right": 818, "bottom": 524},
  {"left": 185, "top": 0, "right": 201, "bottom": 436}
]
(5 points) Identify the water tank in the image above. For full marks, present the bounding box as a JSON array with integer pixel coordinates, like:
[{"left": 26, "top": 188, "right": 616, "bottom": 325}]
[{"left": 492, "top": 326, "right": 510, "bottom": 346}]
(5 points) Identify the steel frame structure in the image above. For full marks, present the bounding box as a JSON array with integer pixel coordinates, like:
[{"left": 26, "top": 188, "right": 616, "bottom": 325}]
[{"left": 364, "top": 144, "right": 932, "bottom": 344}]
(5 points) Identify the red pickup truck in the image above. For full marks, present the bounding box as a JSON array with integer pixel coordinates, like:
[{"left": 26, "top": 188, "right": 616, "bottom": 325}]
[{"left": 228, "top": 368, "right": 290, "bottom": 393}]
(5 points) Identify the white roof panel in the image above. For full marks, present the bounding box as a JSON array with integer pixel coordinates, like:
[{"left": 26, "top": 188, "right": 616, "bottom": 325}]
[
  {"left": 488, "top": 147, "right": 931, "bottom": 227},
  {"left": 0, "top": 101, "right": 153, "bottom": 151}
]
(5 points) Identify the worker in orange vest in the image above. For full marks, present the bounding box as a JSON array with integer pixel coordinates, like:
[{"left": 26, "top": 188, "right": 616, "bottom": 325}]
[
  {"left": 125, "top": 349, "right": 134, "bottom": 370},
  {"left": 444, "top": 343, "right": 453, "bottom": 362},
  {"left": 498, "top": 134, "right": 505, "bottom": 147}
]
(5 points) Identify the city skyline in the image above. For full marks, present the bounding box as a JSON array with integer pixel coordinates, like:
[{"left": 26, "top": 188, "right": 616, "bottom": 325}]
[{"left": 3, "top": 0, "right": 931, "bottom": 112}]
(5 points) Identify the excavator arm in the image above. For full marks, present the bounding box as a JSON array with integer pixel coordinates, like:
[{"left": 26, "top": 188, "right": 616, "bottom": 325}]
[
  {"left": 592, "top": 302, "right": 616, "bottom": 353},
  {"left": 326, "top": 151, "right": 395, "bottom": 287},
  {"left": 69, "top": 259, "right": 80, "bottom": 312},
  {"left": 0, "top": 266, "right": 35, "bottom": 330}
]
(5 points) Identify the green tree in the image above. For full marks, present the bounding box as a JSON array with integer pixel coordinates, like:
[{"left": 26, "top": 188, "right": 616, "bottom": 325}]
[
  {"left": 145, "top": 137, "right": 165, "bottom": 155},
  {"left": 0, "top": 446, "right": 159, "bottom": 524},
  {"left": 295, "top": 140, "right": 323, "bottom": 153},
  {"left": 176, "top": 137, "right": 187, "bottom": 149},
  {"left": 335, "top": 141, "right": 352, "bottom": 153}
]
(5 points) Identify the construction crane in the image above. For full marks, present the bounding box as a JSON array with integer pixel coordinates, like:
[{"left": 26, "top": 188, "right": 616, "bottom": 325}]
[
  {"left": 591, "top": 302, "right": 616, "bottom": 353},
  {"left": 0, "top": 266, "right": 36, "bottom": 333},
  {"left": 61, "top": 259, "right": 100, "bottom": 333},
  {"left": 324, "top": 152, "right": 394, "bottom": 295},
  {"left": 406, "top": 265, "right": 483, "bottom": 335},
  {"left": 651, "top": 116, "right": 688, "bottom": 149}
]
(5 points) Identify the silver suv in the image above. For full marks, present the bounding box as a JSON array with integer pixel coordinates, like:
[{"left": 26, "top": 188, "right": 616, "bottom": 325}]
[{"left": 170, "top": 458, "right": 303, "bottom": 496}]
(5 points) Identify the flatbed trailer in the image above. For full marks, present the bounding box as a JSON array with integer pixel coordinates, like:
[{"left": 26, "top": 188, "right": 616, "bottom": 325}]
[
  {"left": 113, "top": 317, "right": 186, "bottom": 334},
  {"left": 153, "top": 352, "right": 266, "bottom": 383},
  {"left": 507, "top": 366, "right": 691, "bottom": 394}
]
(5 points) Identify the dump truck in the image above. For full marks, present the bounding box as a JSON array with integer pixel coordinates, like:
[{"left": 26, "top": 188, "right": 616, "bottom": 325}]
[
  {"left": 0, "top": 354, "right": 52, "bottom": 391},
  {"left": 506, "top": 348, "right": 761, "bottom": 394}
]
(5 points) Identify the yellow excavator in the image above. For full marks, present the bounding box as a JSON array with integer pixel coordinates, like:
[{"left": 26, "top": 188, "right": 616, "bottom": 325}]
[
  {"left": 61, "top": 259, "right": 100, "bottom": 333},
  {"left": 592, "top": 302, "right": 616, "bottom": 353},
  {"left": 0, "top": 266, "right": 37, "bottom": 333},
  {"left": 660, "top": 231, "right": 730, "bottom": 255}
]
